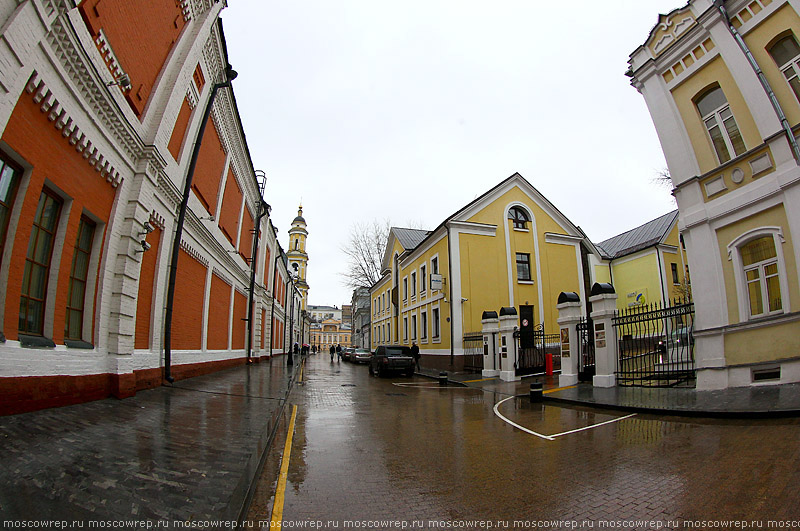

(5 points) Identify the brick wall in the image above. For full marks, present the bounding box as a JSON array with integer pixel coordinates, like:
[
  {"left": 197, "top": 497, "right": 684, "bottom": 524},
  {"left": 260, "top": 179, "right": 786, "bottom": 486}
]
[
  {"left": 167, "top": 97, "right": 193, "bottom": 162},
  {"left": 218, "top": 168, "right": 242, "bottom": 246},
  {"left": 207, "top": 273, "right": 230, "bottom": 350},
  {"left": 1, "top": 95, "right": 117, "bottom": 342},
  {"left": 79, "top": 0, "right": 186, "bottom": 118},
  {"left": 191, "top": 122, "right": 226, "bottom": 214},
  {"left": 134, "top": 227, "right": 162, "bottom": 349},
  {"left": 172, "top": 249, "right": 206, "bottom": 350}
]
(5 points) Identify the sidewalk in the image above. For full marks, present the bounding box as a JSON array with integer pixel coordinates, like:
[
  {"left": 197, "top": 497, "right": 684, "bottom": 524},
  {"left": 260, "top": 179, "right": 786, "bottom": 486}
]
[
  {"left": 0, "top": 355, "right": 300, "bottom": 526},
  {"left": 416, "top": 367, "right": 800, "bottom": 418}
]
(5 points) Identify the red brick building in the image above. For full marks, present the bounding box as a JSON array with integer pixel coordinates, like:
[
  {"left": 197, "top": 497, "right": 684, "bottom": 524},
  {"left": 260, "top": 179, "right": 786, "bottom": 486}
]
[{"left": 0, "top": 0, "right": 291, "bottom": 414}]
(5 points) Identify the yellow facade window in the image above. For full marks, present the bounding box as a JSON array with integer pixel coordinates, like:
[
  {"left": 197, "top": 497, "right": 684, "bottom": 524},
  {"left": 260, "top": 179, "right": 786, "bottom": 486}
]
[
  {"left": 769, "top": 35, "right": 800, "bottom": 103},
  {"left": 741, "top": 236, "right": 782, "bottom": 317},
  {"left": 696, "top": 86, "right": 746, "bottom": 164}
]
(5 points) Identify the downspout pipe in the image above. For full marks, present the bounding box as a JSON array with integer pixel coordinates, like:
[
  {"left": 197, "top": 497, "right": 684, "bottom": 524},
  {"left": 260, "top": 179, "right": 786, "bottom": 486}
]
[
  {"left": 446, "top": 223, "right": 454, "bottom": 367},
  {"left": 715, "top": 0, "right": 800, "bottom": 164},
  {"left": 246, "top": 195, "right": 270, "bottom": 362},
  {"left": 163, "top": 65, "right": 238, "bottom": 384}
]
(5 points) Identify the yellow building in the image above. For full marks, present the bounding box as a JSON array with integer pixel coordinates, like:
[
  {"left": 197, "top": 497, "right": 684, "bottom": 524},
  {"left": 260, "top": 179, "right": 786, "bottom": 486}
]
[
  {"left": 595, "top": 210, "right": 691, "bottom": 311},
  {"left": 310, "top": 318, "right": 351, "bottom": 351},
  {"left": 629, "top": 0, "right": 800, "bottom": 389},
  {"left": 287, "top": 205, "right": 309, "bottom": 311},
  {"left": 370, "top": 173, "right": 597, "bottom": 371}
]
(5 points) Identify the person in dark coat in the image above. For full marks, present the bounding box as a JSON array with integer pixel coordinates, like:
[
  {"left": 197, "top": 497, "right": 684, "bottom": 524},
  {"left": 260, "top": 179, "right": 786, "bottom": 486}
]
[
  {"left": 411, "top": 342, "right": 420, "bottom": 370},
  {"left": 329, "top": 345, "right": 335, "bottom": 362}
]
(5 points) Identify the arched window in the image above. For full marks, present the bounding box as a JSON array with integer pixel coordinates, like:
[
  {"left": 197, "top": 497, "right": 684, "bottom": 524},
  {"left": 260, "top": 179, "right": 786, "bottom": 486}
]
[
  {"left": 769, "top": 35, "right": 800, "bottom": 102},
  {"left": 508, "top": 206, "right": 529, "bottom": 230},
  {"left": 696, "top": 86, "right": 746, "bottom": 164},
  {"left": 728, "top": 228, "right": 788, "bottom": 321}
]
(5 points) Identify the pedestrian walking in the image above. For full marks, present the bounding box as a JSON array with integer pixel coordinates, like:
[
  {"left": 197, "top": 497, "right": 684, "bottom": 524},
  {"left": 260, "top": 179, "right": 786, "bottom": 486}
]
[
  {"left": 336, "top": 344, "right": 342, "bottom": 362},
  {"left": 411, "top": 342, "right": 420, "bottom": 371},
  {"left": 329, "top": 345, "right": 335, "bottom": 362}
]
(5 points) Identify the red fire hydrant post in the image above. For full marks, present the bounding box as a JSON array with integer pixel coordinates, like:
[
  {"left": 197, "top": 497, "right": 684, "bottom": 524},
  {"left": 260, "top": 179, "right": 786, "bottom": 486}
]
[{"left": 546, "top": 353, "right": 553, "bottom": 376}]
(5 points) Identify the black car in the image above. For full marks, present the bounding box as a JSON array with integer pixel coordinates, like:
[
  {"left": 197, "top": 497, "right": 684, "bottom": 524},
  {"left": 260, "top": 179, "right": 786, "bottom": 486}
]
[{"left": 368, "top": 345, "right": 415, "bottom": 377}]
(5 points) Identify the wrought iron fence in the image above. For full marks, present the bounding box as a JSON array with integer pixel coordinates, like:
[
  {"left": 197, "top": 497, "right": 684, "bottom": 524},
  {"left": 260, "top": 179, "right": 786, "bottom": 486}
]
[
  {"left": 577, "top": 316, "right": 595, "bottom": 382},
  {"left": 463, "top": 332, "right": 484, "bottom": 372},
  {"left": 612, "top": 299, "right": 695, "bottom": 387}
]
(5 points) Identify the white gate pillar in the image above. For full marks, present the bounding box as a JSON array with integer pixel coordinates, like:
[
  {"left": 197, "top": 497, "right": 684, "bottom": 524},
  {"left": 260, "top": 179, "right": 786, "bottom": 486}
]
[
  {"left": 589, "top": 283, "right": 618, "bottom": 388},
  {"left": 556, "top": 292, "right": 582, "bottom": 387},
  {"left": 481, "top": 311, "right": 500, "bottom": 378},
  {"left": 498, "top": 307, "right": 520, "bottom": 382}
]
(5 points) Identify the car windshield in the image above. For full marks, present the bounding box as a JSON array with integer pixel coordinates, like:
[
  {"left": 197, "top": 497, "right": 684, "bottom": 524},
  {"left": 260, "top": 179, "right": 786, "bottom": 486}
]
[
  {"left": 385, "top": 347, "right": 410, "bottom": 356},
  {"left": 355, "top": 349, "right": 370, "bottom": 354}
]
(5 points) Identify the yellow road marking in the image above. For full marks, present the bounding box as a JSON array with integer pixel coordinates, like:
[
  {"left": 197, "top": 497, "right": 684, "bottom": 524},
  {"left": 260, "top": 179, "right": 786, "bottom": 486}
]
[
  {"left": 543, "top": 385, "right": 576, "bottom": 394},
  {"left": 299, "top": 359, "right": 305, "bottom": 383},
  {"left": 462, "top": 377, "right": 497, "bottom": 383},
  {"left": 270, "top": 405, "right": 298, "bottom": 529}
]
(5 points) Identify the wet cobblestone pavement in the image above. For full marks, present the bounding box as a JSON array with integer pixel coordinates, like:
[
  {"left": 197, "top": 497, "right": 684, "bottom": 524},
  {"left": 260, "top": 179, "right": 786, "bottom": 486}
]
[
  {"left": 249, "top": 355, "right": 800, "bottom": 530},
  {"left": 0, "top": 359, "right": 296, "bottom": 525}
]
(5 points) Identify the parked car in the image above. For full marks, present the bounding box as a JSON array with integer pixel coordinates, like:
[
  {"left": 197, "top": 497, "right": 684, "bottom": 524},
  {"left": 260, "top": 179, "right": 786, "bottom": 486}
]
[
  {"left": 369, "top": 345, "right": 415, "bottom": 377},
  {"left": 352, "top": 348, "right": 371, "bottom": 364},
  {"left": 657, "top": 326, "right": 694, "bottom": 362},
  {"left": 343, "top": 347, "right": 356, "bottom": 361}
]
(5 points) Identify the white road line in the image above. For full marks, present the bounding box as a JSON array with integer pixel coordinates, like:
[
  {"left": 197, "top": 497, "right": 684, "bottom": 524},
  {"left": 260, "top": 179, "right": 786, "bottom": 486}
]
[
  {"left": 392, "top": 382, "right": 475, "bottom": 389},
  {"left": 493, "top": 396, "right": 555, "bottom": 441},
  {"left": 548, "top": 413, "right": 637, "bottom": 439},
  {"left": 492, "top": 396, "right": 637, "bottom": 441}
]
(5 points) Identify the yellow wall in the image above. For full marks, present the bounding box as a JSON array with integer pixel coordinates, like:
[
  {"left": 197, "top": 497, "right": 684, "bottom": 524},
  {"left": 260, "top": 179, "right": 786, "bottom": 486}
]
[
  {"left": 594, "top": 264, "right": 612, "bottom": 284},
  {"left": 611, "top": 252, "right": 662, "bottom": 310},
  {"left": 671, "top": 55, "right": 761, "bottom": 174},
  {"left": 724, "top": 318, "right": 800, "bottom": 365},
  {"left": 396, "top": 235, "right": 451, "bottom": 352},
  {"left": 716, "top": 205, "right": 798, "bottom": 323},
  {"left": 459, "top": 185, "right": 582, "bottom": 334},
  {"left": 743, "top": 4, "right": 800, "bottom": 127}
]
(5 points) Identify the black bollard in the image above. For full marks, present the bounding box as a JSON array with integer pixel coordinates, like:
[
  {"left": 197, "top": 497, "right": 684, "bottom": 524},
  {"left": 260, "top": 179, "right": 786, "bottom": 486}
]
[
  {"left": 439, "top": 371, "right": 448, "bottom": 386},
  {"left": 530, "top": 382, "right": 543, "bottom": 402}
]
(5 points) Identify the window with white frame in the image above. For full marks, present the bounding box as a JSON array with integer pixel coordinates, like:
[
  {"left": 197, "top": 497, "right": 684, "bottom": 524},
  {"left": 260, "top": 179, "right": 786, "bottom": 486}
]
[
  {"left": 769, "top": 35, "right": 800, "bottom": 103},
  {"left": 420, "top": 264, "right": 427, "bottom": 293},
  {"left": 741, "top": 236, "right": 783, "bottom": 317},
  {"left": 696, "top": 86, "right": 746, "bottom": 164},
  {"left": 516, "top": 253, "right": 532, "bottom": 281},
  {"left": 432, "top": 308, "right": 440, "bottom": 339},
  {"left": 403, "top": 277, "right": 408, "bottom": 301},
  {"left": 410, "top": 272, "right": 416, "bottom": 298},
  {"left": 411, "top": 314, "right": 417, "bottom": 340},
  {"left": 431, "top": 256, "right": 439, "bottom": 275},
  {"left": 421, "top": 310, "right": 428, "bottom": 340},
  {"left": 403, "top": 316, "right": 408, "bottom": 342}
]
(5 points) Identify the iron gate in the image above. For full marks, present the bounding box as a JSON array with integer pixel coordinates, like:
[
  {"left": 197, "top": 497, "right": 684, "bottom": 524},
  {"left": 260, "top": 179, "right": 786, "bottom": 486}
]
[
  {"left": 463, "top": 332, "right": 484, "bottom": 372},
  {"left": 613, "top": 299, "right": 695, "bottom": 387},
  {"left": 515, "top": 324, "right": 546, "bottom": 376},
  {"left": 577, "top": 316, "right": 595, "bottom": 382}
]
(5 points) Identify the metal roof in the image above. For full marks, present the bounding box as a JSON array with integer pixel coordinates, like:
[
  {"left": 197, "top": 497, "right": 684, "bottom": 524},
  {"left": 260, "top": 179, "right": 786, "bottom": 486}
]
[
  {"left": 597, "top": 210, "right": 679, "bottom": 259},
  {"left": 392, "top": 227, "right": 431, "bottom": 251}
]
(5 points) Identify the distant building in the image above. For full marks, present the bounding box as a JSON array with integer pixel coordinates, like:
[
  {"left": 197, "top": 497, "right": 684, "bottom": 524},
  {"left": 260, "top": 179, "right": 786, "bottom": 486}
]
[
  {"left": 629, "top": 0, "right": 800, "bottom": 388},
  {"left": 350, "top": 287, "right": 371, "bottom": 349},
  {"left": 310, "top": 319, "right": 351, "bottom": 351},
  {"left": 308, "top": 305, "right": 342, "bottom": 322},
  {"left": 595, "top": 210, "right": 691, "bottom": 310}
]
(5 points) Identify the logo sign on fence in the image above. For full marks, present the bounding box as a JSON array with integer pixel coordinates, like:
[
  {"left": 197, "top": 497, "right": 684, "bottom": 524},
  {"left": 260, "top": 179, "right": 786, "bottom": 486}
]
[{"left": 560, "top": 328, "right": 570, "bottom": 357}]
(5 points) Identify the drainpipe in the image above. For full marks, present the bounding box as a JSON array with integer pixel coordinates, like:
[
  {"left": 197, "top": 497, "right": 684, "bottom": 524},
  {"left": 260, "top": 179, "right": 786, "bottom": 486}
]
[
  {"left": 163, "top": 64, "right": 238, "bottom": 384},
  {"left": 715, "top": 0, "right": 800, "bottom": 164},
  {"left": 446, "top": 223, "right": 454, "bottom": 367},
  {"left": 246, "top": 192, "right": 270, "bottom": 362}
]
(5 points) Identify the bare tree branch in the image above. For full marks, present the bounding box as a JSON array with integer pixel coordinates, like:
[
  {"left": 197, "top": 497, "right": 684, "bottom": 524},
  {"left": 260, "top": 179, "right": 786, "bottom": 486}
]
[{"left": 340, "top": 219, "right": 391, "bottom": 290}]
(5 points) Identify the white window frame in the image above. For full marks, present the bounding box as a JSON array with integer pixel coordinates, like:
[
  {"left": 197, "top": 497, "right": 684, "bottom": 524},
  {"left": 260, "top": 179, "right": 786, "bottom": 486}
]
[
  {"left": 420, "top": 264, "right": 427, "bottom": 295},
  {"left": 420, "top": 309, "right": 428, "bottom": 342},
  {"left": 769, "top": 35, "right": 800, "bottom": 103},
  {"left": 403, "top": 316, "right": 408, "bottom": 342},
  {"left": 403, "top": 276, "right": 408, "bottom": 302},
  {"left": 432, "top": 306, "right": 441, "bottom": 342},
  {"left": 411, "top": 313, "right": 417, "bottom": 341},
  {"left": 727, "top": 227, "right": 789, "bottom": 321},
  {"left": 410, "top": 271, "right": 417, "bottom": 300},
  {"left": 697, "top": 87, "right": 745, "bottom": 164}
]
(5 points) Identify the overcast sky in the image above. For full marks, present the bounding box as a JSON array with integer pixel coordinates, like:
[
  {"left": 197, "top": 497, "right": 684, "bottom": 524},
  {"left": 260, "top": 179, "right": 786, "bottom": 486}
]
[{"left": 222, "top": 1, "right": 682, "bottom": 308}]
